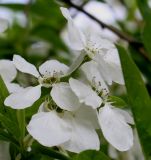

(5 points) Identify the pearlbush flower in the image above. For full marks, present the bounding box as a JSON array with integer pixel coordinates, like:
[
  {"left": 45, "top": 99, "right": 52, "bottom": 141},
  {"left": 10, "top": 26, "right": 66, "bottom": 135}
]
[
  {"left": 60, "top": 7, "right": 124, "bottom": 85},
  {"left": 55, "top": 60, "right": 134, "bottom": 151},
  {"left": 27, "top": 102, "right": 100, "bottom": 153},
  {"left": 4, "top": 55, "right": 69, "bottom": 109},
  {"left": 0, "top": 18, "right": 8, "bottom": 33}
]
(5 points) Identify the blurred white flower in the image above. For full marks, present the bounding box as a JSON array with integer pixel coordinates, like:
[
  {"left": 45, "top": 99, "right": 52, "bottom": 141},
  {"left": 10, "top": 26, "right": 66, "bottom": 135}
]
[
  {"left": 60, "top": 7, "right": 124, "bottom": 85},
  {"left": 0, "top": 141, "right": 10, "bottom": 160},
  {"left": 61, "top": 1, "right": 119, "bottom": 44},
  {"left": 0, "top": 18, "right": 8, "bottom": 33},
  {"left": 4, "top": 55, "right": 69, "bottom": 109}
]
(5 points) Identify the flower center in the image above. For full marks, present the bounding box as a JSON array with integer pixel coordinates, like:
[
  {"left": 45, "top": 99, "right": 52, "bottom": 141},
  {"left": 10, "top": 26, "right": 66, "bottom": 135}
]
[
  {"left": 85, "top": 42, "right": 99, "bottom": 59},
  {"left": 92, "top": 76, "right": 109, "bottom": 102},
  {"left": 84, "top": 38, "right": 108, "bottom": 59},
  {"left": 38, "top": 70, "right": 62, "bottom": 88},
  {"left": 43, "top": 98, "right": 64, "bottom": 113}
]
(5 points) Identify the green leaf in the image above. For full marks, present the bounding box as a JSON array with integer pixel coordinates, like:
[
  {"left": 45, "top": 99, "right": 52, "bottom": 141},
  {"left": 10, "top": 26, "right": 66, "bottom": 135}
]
[
  {"left": 73, "top": 150, "right": 111, "bottom": 160},
  {"left": 0, "top": 76, "right": 17, "bottom": 121},
  {"left": 32, "top": 144, "right": 70, "bottom": 160},
  {"left": 117, "top": 45, "right": 151, "bottom": 159},
  {"left": 142, "top": 22, "right": 151, "bottom": 59},
  {"left": 136, "top": 0, "right": 151, "bottom": 58},
  {"left": 0, "top": 113, "right": 20, "bottom": 139},
  {"left": 136, "top": 0, "right": 151, "bottom": 22},
  {"left": 0, "top": 76, "right": 9, "bottom": 113},
  {"left": 0, "top": 129, "right": 19, "bottom": 146},
  {"left": 108, "top": 96, "right": 127, "bottom": 108}
]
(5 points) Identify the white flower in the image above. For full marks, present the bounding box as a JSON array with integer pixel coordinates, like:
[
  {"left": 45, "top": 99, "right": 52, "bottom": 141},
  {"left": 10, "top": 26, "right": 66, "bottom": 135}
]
[
  {"left": 4, "top": 55, "right": 69, "bottom": 109},
  {"left": 27, "top": 102, "right": 100, "bottom": 153},
  {"left": 64, "top": 61, "right": 108, "bottom": 109},
  {"left": 60, "top": 7, "right": 124, "bottom": 85},
  {"left": 27, "top": 108, "right": 71, "bottom": 147},
  {"left": 66, "top": 62, "right": 133, "bottom": 151},
  {"left": 0, "top": 18, "right": 8, "bottom": 33},
  {"left": 0, "top": 59, "right": 22, "bottom": 93}
]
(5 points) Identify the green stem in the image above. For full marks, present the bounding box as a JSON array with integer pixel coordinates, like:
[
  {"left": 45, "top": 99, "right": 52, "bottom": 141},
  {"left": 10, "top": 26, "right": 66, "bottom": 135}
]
[{"left": 17, "top": 110, "right": 25, "bottom": 146}]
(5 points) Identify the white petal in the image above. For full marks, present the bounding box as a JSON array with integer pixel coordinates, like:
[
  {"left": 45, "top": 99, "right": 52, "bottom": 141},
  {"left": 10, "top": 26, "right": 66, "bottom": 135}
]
[
  {"left": 4, "top": 85, "right": 41, "bottom": 109},
  {"left": 81, "top": 61, "right": 108, "bottom": 92},
  {"left": 60, "top": 7, "right": 85, "bottom": 50},
  {"left": 0, "top": 18, "right": 8, "bottom": 33},
  {"left": 61, "top": 113, "right": 100, "bottom": 153},
  {"left": 5, "top": 82, "right": 23, "bottom": 93},
  {"left": 39, "top": 60, "right": 69, "bottom": 77},
  {"left": 13, "top": 55, "right": 40, "bottom": 78},
  {"left": 104, "top": 49, "right": 124, "bottom": 85},
  {"left": 93, "top": 53, "right": 113, "bottom": 85},
  {"left": 90, "top": 37, "right": 123, "bottom": 85},
  {"left": 0, "top": 60, "right": 17, "bottom": 82},
  {"left": 113, "top": 108, "right": 134, "bottom": 125},
  {"left": 27, "top": 111, "right": 71, "bottom": 147},
  {"left": 51, "top": 83, "right": 80, "bottom": 111},
  {"left": 60, "top": 7, "right": 72, "bottom": 20},
  {"left": 98, "top": 104, "right": 133, "bottom": 151},
  {"left": 75, "top": 105, "right": 100, "bottom": 129},
  {"left": 69, "top": 78, "right": 102, "bottom": 109}
]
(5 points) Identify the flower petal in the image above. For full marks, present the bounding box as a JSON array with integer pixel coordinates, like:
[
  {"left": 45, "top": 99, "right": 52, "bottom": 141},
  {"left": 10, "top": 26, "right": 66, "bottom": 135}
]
[
  {"left": 51, "top": 82, "right": 80, "bottom": 111},
  {"left": 4, "top": 85, "right": 41, "bottom": 109},
  {"left": 75, "top": 105, "right": 100, "bottom": 129},
  {"left": 61, "top": 112, "right": 100, "bottom": 153},
  {"left": 104, "top": 49, "right": 124, "bottom": 85},
  {"left": 0, "top": 60, "right": 17, "bottom": 82},
  {"left": 113, "top": 108, "right": 134, "bottom": 125},
  {"left": 39, "top": 60, "right": 69, "bottom": 78},
  {"left": 60, "top": 7, "right": 85, "bottom": 50},
  {"left": 93, "top": 53, "right": 113, "bottom": 85},
  {"left": 5, "top": 82, "right": 23, "bottom": 93},
  {"left": 90, "top": 37, "right": 123, "bottom": 85},
  {"left": 69, "top": 78, "right": 102, "bottom": 109},
  {"left": 81, "top": 61, "right": 108, "bottom": 92},
  {"left": 27, "top": 111, "right": 71, "bottom": 147},
  {"left": 98, "top": 104, "right": 133, "bottom": 151},
  {"left": 13, "top": 55, "right": 40, "bottom": 78},
  {"left": 0, "top": 18, "right": 8, "bottom": 33}
]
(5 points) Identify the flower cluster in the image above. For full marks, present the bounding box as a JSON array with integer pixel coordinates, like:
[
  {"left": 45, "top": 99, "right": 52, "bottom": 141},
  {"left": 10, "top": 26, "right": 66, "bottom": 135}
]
[{"left": 1, "top": 8, "right": 134, "bottom": 153}]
